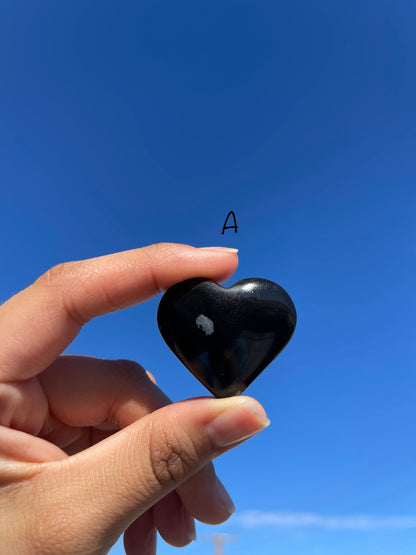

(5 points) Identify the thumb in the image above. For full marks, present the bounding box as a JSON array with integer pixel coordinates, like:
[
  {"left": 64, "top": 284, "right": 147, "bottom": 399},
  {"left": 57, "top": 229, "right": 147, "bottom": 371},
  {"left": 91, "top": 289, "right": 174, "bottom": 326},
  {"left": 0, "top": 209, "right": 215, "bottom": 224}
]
[{"left": 34, "top": 397, "right": 269, "bottom": 552}]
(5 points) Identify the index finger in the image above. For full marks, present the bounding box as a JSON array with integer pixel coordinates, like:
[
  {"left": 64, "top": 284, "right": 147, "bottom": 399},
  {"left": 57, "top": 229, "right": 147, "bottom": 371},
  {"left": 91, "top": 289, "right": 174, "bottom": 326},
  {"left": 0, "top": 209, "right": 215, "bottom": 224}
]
[{"left": 0, "top": 243, "right": 238, "bottom": 381}]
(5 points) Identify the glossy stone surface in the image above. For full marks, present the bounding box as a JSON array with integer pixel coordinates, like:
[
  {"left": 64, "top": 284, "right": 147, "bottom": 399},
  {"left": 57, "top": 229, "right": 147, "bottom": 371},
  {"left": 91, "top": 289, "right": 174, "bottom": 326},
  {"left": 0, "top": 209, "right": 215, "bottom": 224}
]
[{"left": 157, "top": 277, "right": 297, "bottom": 398}]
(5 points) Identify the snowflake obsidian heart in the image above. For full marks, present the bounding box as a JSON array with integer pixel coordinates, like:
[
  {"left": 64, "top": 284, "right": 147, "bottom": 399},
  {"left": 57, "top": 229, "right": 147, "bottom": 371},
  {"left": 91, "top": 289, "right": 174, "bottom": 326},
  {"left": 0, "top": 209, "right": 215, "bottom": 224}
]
[{"left": 157, "top": 277, "right": 297, "bottom": 398}]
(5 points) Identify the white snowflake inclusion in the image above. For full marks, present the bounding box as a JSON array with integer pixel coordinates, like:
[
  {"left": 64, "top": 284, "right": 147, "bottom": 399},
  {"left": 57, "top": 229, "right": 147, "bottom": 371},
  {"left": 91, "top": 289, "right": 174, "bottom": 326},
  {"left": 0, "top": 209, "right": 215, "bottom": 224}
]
[{"left": 195, "top": 314, "right": 214, "bottom": 336}]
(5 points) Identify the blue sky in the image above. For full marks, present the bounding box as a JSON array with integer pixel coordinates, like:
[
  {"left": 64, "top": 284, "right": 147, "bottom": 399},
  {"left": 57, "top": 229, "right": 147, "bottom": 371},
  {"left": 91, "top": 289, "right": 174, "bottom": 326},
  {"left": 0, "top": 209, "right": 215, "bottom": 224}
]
[{"left": 1, "top": 1, "right": 415, "bottom": 554}]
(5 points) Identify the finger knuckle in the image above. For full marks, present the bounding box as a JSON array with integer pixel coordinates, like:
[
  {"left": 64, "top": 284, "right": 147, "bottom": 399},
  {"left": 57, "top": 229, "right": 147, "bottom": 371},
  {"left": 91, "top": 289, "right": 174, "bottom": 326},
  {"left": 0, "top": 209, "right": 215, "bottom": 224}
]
[
  {"left": 39, "top": 262, "right": 77, "bottom": 286},
  {"left": 109, "top": 359, "right": 164, "bottom": 400},
  {"left": 37, "top": 262, "right": 95, "bottom": 325},
  {"left": 111, "top": 359, "right": 147, "bottom": 382},
  {"left": 151, "top": 242, "right": 176, "bottom": 251},
  {"left": 147, "top": 424, "right": 198, "bottom": 488}
]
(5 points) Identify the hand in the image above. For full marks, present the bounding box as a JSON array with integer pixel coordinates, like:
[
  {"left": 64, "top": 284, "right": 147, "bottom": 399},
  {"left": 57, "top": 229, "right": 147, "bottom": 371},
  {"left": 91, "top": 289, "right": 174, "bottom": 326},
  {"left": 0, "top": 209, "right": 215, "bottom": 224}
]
[{"left": 0, "top": 243, "right": 270, "bottom": 554}]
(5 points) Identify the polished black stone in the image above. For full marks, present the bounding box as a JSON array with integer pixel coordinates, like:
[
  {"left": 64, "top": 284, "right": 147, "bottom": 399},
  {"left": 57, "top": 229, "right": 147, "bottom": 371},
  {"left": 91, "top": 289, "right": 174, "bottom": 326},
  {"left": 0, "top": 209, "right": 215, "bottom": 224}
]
[{"left": 157, "top": 277, "right": 297, "bottom": 398}]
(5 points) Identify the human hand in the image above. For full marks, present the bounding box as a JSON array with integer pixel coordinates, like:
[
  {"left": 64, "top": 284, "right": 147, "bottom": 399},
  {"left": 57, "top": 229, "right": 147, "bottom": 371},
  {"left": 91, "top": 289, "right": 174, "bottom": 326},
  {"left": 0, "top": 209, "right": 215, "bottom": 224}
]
[{"left": 0, "top": 243, "right": 270, "bottom": 554}]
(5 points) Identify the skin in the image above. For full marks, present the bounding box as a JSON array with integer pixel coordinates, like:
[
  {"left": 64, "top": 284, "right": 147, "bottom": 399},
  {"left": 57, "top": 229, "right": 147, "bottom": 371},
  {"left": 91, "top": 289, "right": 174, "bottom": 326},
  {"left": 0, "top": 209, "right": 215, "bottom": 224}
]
[{"left": 0, "top": 243, "right": 270, "bottom": 555}]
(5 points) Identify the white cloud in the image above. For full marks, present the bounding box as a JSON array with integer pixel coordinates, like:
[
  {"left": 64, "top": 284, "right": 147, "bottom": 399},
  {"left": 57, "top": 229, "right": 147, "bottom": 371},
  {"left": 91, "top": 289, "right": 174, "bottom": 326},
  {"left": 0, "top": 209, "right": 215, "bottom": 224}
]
[{"left": 235, "top": 511, "right": 416, "bottom": 530}]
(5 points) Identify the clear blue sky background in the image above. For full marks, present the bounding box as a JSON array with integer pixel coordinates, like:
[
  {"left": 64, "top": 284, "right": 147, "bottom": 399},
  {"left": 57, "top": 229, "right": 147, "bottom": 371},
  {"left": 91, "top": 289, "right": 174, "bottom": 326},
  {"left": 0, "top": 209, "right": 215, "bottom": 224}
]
[{"left": 1, "top": 1, "right": 415, "bottom": 554}]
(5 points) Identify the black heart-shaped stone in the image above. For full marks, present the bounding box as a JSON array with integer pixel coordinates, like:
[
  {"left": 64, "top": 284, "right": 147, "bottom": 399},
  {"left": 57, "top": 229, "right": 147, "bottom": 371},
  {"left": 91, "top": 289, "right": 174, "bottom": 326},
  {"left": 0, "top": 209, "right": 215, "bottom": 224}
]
[{"left": 157, "top": 277, "right": 297, "bottom": 398}]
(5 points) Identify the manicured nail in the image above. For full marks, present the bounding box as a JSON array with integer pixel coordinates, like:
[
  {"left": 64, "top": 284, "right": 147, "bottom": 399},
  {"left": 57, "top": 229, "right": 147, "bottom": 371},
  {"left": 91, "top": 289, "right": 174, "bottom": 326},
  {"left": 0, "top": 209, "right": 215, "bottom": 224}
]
[
  {"left": 214, "top": 476, "right": 236, "bottom": 515},
  {"left": 180, "top": 504, "right": 197, "bottom": 542},
  {"left": 199, "top": 247, "right": 239, "bottom": 253},
  {"left": 207, "top": 397, "right": 270, "bottom": 448},
  {"left": 186, "top": 516, "right": 197, "bottom": 542}
]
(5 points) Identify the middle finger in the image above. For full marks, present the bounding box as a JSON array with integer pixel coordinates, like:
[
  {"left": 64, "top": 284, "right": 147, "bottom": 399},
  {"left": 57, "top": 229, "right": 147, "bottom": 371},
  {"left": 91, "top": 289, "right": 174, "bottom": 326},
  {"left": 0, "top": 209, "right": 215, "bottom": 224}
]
[{"left": 38, "top": 355, "right": 171, "bottom": 430}]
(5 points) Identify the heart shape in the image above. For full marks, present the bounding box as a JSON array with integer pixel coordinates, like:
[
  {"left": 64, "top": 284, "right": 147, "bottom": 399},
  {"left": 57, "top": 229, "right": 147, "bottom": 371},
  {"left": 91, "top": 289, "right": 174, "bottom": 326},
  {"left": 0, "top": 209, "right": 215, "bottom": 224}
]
[{"left": 157, "top": 277, "right": 297, "bottom": 398}]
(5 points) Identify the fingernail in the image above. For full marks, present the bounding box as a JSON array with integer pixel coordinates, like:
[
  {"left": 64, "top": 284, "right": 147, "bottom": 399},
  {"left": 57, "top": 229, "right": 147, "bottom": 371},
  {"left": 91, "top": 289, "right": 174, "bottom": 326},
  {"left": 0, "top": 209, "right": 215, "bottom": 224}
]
[
  {"left": 180, "top": 504, "right": 197, "bottom": 542},
  {"left": 207, "top": 398, "right": 270, "bottom": 448},
  {"left": 199, "top": 247, "right": 239, "bottom": 253},
  {"left": 214, "top": 476, "right": 236, "bottom": 515},
  {"left": 144, "top": 529, "right": 157, "bottom": 555},
  {"left": 186, "top": 516, "right": 197, "bottom": 542}
]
